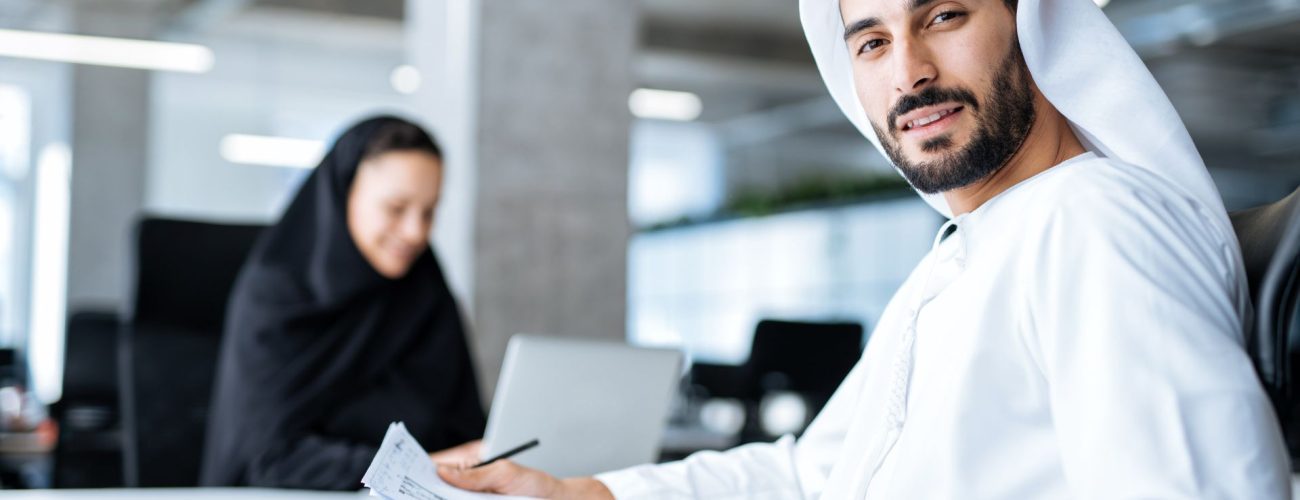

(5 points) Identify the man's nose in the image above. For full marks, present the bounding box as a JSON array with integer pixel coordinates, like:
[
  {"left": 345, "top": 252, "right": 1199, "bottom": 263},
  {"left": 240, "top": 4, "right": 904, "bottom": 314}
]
[{"left": 892, "top": 37, "right": 938, "bottom": 94}]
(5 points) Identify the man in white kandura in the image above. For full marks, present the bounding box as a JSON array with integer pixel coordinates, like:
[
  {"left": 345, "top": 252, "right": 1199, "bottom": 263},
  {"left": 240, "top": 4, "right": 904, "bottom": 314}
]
[{"left": 438, "top": 0, "right": 1292, "bottom": 497}]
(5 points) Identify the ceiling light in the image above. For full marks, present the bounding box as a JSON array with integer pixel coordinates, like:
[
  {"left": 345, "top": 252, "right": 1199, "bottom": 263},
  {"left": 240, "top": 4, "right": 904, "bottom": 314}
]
[
  {"left": 220, "top": 134, "right": 325, "bottom": 169},
  {"left": 390, "top": 64, "right": 422, "bottom": 94},
  {"left": 0, "top": 28, "right": 214, "bottom": 73},
  {"left": 629, "top": 88, "right": 702, "bottom": 121}
]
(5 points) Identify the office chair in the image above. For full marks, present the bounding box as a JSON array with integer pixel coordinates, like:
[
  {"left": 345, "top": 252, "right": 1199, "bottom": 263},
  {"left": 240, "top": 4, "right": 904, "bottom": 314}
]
[
  {"left": 738, "top": 319, "right": 863, "bottom": 442},
  {"left": 1230, "top": 187, "right": 1300, "bottom": 467},
  {"left": 119, "top": 217, "right": 264, "bottom": 486},
  {"left": 52, "top": 310, "right": 125, "bottom": 488},
  {"left": 745, "top": 319, "right": 864, "bottom": 404}
]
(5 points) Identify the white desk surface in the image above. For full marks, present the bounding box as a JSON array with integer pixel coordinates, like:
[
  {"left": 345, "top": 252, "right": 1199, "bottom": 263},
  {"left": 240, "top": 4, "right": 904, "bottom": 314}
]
[
  {"left": 0, "top": 488, "right": 368, "bottom": 499},
  {"left": 4, "top": 479, "right": 1300, "bottom": 498}
]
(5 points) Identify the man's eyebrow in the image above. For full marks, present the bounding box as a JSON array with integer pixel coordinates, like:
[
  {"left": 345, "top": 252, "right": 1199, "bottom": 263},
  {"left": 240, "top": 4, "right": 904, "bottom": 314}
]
[
  {"left": 909, "top": 0, "right": 942, "bottom": 12},
  {"left": 843, "top": 0, "right": 946, "bottom": 41},
  {"left": 842, "top": 17, "right": 880, "bottom": 41}
]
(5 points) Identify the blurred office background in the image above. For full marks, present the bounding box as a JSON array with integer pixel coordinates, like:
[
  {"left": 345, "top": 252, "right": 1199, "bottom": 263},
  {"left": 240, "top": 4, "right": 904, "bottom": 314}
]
[{"left": 0, "top": 0, "right": 1296, "bottom": 490}]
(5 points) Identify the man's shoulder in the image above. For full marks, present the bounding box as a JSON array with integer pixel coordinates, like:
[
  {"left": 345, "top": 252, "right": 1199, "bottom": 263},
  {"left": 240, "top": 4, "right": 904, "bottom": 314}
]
[
  {"left": 1007, "top": 156, "right": 1235, "bottom": 274},
  {"left": 1034, "top": 156, "right": 1178, "bottom": 207},
  {"left": 1018, "top": 156, "right": 1211, "bottom": 227}
]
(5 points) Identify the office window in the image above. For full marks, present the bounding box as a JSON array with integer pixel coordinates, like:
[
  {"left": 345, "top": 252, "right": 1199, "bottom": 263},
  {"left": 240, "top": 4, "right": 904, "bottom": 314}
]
[
  {"left": 0, "top": 84, "right": 31, "bottom": 347},
  {"left": 628, "top": 197, "right": 941, "bottom": 364}
]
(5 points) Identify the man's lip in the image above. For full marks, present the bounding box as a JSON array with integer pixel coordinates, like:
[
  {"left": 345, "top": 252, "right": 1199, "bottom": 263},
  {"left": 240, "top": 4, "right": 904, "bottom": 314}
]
[{"left": 897, "top": 104, "right": 965, "bottom": 132}]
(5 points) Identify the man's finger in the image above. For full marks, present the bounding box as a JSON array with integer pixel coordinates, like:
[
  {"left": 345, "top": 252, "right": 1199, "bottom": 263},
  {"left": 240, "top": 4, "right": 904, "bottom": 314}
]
[
  {"left": 438, "top": 461, "right": 514, "bottom": 492},
  {"left": 437, "top": 464, "right": 482, "bottom": 490},
  {"left": 429, "top": 439, "right": 484, "bottom": 466}
]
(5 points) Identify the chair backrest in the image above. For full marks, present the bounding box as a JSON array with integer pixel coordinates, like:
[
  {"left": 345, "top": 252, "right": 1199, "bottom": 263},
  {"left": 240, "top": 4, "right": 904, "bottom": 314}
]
[
  {"left": 687, "top": 362, "right": 748, "bottom": 400},
  {"left": 131, "top": 217, "right": 267, "bottom": 328},
  {"left": 119, "top": 216, "right": 264, "bottom": 487},
  {"left": 1229, "top": 188, "right": 1300, "bottom": 460},
  {"left": 726, "top": 319, "right": 863, "bottom": 443},
  {"left": 53, "top": 311, "right": 124, "bottom": 488},
  {"left": 61, "top": 311, "right": 122, "bottom": 408},
  {"left": 744, "top": 319, "right": 864, "bottom": 410}
]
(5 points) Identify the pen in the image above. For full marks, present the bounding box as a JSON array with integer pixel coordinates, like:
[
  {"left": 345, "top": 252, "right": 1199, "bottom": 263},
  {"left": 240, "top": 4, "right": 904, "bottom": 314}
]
[{"left": 472, "top": 439, "right": 540, "bottom": 468}]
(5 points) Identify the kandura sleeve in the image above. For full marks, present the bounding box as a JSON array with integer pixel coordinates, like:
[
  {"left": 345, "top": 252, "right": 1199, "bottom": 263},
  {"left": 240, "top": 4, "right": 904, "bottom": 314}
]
[{"left": 594, "top": 360, "right": 867, "bottom": 499}]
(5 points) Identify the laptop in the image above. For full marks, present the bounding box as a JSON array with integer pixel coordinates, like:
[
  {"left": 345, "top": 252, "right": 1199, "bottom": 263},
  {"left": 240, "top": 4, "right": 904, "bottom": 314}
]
[{"left": 481, "top": 334, "right": 684, "bottom": 478}]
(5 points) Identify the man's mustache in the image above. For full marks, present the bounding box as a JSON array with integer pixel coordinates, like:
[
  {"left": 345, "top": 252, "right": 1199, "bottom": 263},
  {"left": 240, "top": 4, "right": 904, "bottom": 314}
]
[{"left": 887, "top": 86, "right": 980, "bottom": 134}]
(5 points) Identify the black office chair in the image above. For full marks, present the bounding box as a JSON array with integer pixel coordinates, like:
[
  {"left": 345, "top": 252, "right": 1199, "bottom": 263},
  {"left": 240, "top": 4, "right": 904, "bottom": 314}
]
[
  {"left": 118, "top": 217, "right": 264, "bottom": 487},
  {"left": 745, "top": 320, "right": 864, "bottom": 404},
  {"left": 51, "top": 310, "right": 125, "bottom": 488},
  {"left": 1229, "top": 187, "right": 1300, "bottom": 466},
  {"left": 738, "top": 319, "right": 864, "bottom": 442},
  {"left": 686, "top": 362, "right": 748, "bottom": 401}
]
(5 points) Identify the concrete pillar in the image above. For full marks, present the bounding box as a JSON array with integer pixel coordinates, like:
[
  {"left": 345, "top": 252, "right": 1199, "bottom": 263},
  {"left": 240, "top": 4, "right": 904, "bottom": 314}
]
[
  {"left": 64, "top": 4, "right": 155, "bottom": 315},
  {"left": 408, "top": 0, "right": 637, "bottom": 399},
  {"left": 472, "top": 0, "right": 636, "bottom": 394}
]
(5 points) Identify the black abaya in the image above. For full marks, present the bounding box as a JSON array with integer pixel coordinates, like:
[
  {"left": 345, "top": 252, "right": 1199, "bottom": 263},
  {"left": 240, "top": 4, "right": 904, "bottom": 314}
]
[{"left": 200, "top": 116, "right": 485, "bottom": 489}]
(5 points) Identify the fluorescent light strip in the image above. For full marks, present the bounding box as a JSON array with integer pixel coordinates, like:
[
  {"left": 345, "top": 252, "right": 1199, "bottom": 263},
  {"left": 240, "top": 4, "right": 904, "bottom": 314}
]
[
  {"left": 0, "top": 28, "right": 214, "bottom": 73},
  {"left": 629, "top": 88, "right": 702, "bottom": 122},
  {"left": 220, "top": 134, "right": 326, "bottom": 169}
]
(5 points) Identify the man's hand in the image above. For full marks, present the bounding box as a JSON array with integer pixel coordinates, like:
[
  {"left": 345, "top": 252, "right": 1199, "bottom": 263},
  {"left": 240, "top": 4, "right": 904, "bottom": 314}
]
[
  {"left": 428, "top": 440, "right": 483, "bottom": 468},
  {"left": 437, "top": 460, "right": 614, "bottom": 500}
]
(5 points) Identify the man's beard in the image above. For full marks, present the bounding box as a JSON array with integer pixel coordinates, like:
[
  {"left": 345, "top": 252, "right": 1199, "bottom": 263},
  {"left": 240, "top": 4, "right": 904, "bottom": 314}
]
[{"left": 869, "top": 39, "right": 1037, "bottom": 195}]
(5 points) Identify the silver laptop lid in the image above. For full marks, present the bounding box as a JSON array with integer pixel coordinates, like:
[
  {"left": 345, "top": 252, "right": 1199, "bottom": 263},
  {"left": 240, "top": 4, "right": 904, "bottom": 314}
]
[{"left": 482, "top": 334, "right": 684, "bottom": 478}]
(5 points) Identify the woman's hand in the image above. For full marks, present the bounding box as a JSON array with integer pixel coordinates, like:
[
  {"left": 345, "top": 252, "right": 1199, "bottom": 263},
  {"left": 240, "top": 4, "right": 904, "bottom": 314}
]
[
  {"left": 438, "top": 460, "right": 614, "bottom": 500},
  {"left": 428, "top": 440, "right": 484, "bottom": 468}
]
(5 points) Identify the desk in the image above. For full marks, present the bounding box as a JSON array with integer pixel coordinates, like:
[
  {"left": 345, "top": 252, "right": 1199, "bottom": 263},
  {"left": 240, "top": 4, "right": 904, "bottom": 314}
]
[
  {"left": 0, "top": 423, "right": 57, "bottom": 488},
  {"left": 4, "top": 480, "right": 1300, "bottom": 498},
  {"left": 0, "top": 488, "right": 367, "bottom": 499}
]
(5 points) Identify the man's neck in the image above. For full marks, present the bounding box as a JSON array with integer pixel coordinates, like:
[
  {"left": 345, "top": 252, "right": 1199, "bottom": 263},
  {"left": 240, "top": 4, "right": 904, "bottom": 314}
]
[{"left": 943, "top": 91, "right": 1086, "bottom": 215}]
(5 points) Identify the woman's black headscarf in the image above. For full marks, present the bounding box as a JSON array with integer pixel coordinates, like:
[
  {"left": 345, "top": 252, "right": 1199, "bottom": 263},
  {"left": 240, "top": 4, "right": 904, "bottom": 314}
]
[{"left": 201, "top": 116, "right": 485, "bottom": 489}]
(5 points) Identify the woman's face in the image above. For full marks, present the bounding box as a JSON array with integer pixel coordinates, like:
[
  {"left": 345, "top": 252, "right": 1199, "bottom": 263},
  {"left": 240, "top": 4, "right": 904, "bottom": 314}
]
[{"left": 346, "top": 150, "right": 443, "bottom": 279}]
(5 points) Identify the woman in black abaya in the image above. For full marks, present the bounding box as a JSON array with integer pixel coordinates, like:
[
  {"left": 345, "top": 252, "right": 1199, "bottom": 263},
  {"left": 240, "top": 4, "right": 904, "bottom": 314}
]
[{"left": 201, "top": 116, "right": 485, "bottom": 489}]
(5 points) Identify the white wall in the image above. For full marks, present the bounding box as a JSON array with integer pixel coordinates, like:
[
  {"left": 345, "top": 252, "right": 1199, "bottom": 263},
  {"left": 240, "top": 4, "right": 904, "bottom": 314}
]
[{"left": 146, "top": 11, "right": 412, "bottom": 224}]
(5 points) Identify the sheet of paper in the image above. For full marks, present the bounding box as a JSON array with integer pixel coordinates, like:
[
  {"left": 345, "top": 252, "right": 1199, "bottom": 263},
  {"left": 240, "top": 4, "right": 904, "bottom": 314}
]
[{"left": 362, "top": 422, "right": 537, "bottom": 500}]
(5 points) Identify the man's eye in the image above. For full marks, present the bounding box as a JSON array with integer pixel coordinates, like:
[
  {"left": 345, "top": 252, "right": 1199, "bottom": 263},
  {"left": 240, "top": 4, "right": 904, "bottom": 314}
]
[
  {"left": 932, "top": 11, "right": 965, "bottom": 25},
  {"left": 859, "top": 38, "right": 888, "bottom": 54}
]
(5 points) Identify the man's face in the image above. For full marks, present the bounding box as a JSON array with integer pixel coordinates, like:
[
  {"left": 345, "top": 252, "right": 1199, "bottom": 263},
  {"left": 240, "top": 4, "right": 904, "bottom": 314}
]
[{"left": 841, "top": 0, "right": 1037, "bottom": 194}]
